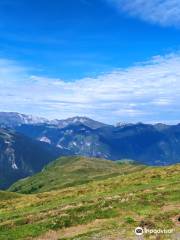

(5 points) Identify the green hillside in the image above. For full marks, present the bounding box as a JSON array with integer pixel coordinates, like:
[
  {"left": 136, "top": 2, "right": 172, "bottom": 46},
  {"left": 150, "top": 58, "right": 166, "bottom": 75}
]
[
  {"left": 0, "top": 191, "right": 21, "bottom": 201},
  {"left": 9, "top": 156, "right": 144, "bottom": 194},
  {"left": 0, "top": 159, "right": 179, "bottom": 240}
]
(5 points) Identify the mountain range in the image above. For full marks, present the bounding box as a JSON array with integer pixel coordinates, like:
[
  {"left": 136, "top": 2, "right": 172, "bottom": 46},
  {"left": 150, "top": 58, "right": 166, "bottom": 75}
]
[
  {"left": 0, "top": 112, "right": 180, "bottom": 189},
  {"left": 0, "top": 112, "right": 106, "bottom": 129}
]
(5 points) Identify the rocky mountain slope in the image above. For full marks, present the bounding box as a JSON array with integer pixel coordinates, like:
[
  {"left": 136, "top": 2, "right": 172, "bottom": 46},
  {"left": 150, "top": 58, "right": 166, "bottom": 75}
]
[
  {"left": 0, "top": 112, "right": 107, "bottom": 129},
  {"left": 0, "top": 112, "right": 48, "bottom": 128},
  {"left": 0, "top": 128, "right": 69, "bottom": 189},
  {"left": 16, "top": 121, "right": 180, "bottom": 166}
]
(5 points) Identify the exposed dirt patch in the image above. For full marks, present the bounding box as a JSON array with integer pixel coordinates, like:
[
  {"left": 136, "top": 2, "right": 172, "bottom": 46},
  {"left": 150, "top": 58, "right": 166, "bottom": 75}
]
[
  {"left": 34, "top": 231, "right": 58, "bottom": 240},
  {"left": 61, "top": 203, "right": 83, "bottom": 210},
  {"left": 161, "top": 204, "right": 180, "bottom": 212},
  {"left": 35, "top": 219, "right": 107, "bottom": 240}
]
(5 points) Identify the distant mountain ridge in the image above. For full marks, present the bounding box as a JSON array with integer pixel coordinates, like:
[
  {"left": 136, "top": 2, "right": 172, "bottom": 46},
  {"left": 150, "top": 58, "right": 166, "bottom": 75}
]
[
  {"left": 0, "top": 112, "right": 107, "bottom": 129},
  {"left": 0, "top": 111, "right": 174, "bottom": 130},
  {"left": 0, "top": 112, "right": 48, "bottom": 128},
  {"left": 1, "top": 111, "right": 180, "bottom": 190},
  {"left": 14, "top": 120, "right": 180, "bottom": 166},
  {"left": 50, "top": 116, "right": 108, "bottom": 129}
]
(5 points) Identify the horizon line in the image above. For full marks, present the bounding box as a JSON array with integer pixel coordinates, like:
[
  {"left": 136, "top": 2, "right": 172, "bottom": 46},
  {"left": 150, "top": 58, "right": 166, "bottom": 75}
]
[{"left": 0, "top": 110, "right": 179, "bottom": 126}]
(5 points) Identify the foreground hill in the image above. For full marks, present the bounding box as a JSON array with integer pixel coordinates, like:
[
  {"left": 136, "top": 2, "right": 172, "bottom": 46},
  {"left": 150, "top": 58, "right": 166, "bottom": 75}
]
[
  {"left": 1, "top": 162, "right": 179, "bottom": 240},
  {"left": 9, "top": 156, "right": 144, "bottom": 193},
  {"left": 0, "top": 128, "right": 68, "bottom": 189}
]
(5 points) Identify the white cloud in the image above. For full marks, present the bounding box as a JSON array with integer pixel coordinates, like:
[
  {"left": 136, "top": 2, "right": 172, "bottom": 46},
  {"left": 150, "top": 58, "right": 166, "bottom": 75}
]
[
  {"left": 107, "top": 0, "right": 180, "bottom": 27},
  {"left": 0, "top": 53, "right": 180, "bottom": 124},
  {"left": 0, "top": 59, "right": 28, "bottom": 83}
]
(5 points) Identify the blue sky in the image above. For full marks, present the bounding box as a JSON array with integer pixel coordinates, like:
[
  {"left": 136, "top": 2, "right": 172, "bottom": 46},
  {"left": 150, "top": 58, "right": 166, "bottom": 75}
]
[{"left": 0, "top": 0, "right": 180, "bottom": 123}]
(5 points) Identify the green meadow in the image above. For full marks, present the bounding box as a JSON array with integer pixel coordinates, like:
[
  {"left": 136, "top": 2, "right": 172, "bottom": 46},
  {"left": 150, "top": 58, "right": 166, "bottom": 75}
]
[{"left": 0, "top": 157, "right": 179, "bottom": 240}]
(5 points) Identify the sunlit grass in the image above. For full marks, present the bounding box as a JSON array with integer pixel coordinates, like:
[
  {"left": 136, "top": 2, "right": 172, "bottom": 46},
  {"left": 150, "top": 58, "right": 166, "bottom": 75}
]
[{"left": 0, "top": 158, "right": 179, "bottom": 240}]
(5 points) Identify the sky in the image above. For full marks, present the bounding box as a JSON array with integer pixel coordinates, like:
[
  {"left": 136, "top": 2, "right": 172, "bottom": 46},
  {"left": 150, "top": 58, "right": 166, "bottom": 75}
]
[{"left": 0, "top": 0, "right": 180, "bottom": 124}]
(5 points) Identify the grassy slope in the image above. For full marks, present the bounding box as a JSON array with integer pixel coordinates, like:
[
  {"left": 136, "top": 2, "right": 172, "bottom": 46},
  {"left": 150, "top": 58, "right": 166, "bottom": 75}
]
[
  {"left": 8, "top": 156, "right": 144, "bottom": 194},
  {"left": 0, "top": 191, "right": 21, "bottom": 201},
  {"left": 0, "top": 162, "right": 179, "bottom": 240}
]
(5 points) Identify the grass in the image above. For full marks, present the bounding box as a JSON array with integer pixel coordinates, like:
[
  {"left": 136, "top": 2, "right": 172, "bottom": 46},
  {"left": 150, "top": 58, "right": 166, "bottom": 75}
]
[
  {"left": 0, "top": 157, "right": 179, "bottom": 239},
  {"left": 8, "top": 156, "right": 144, "bottom": 194}
]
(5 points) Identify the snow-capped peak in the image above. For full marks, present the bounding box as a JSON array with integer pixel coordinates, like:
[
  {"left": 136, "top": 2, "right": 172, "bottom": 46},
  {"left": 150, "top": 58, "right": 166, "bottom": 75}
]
[{"left": 116, "top": 122, "right": 134, "bottom": 128}]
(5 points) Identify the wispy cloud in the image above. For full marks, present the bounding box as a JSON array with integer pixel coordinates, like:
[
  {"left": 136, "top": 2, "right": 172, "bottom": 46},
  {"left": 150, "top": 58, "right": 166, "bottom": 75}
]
[
  {"left": 107, "top": 0, "right": 180, "bottom": 27},
  {"left": 0, "top": 53, "right": 180, "bottom": 124}
]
